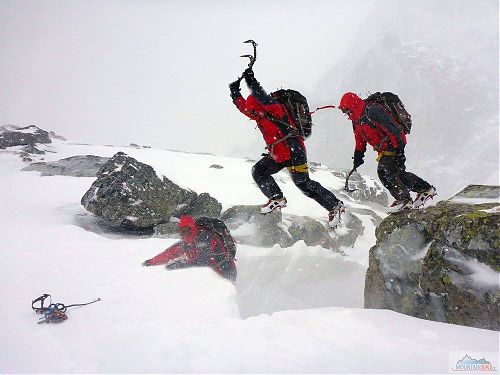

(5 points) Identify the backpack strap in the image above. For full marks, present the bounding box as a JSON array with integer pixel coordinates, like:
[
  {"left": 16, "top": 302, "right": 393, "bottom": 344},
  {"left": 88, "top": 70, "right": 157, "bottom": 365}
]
[
  {"left": 288, "top": 98, "right": 309, "bottom": 138},
  {"left": 363, "top": 103, "right": 390, "bottom": 151},
  {"left": 265, "top": 130, "right": 299, "bottom": 154},
  {"left": 209, "top": 232, "right": 235, "bottom": 268}
]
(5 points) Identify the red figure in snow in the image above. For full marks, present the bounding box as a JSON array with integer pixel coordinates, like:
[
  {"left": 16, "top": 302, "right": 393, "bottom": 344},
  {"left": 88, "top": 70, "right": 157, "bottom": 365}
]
[{"left": 142, "top": 215, "right": 237, "bottom": 282}]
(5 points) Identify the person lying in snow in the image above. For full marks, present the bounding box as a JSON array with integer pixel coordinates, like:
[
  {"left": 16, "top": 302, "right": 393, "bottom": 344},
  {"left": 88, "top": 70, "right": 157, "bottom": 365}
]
[{"left": 142, "top": 215, "right": 237, "bottom": 282}]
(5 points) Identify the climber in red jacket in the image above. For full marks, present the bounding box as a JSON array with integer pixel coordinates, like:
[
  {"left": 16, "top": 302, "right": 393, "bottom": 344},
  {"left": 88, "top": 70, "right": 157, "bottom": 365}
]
[
  {"left": 142, "top": 215, "right": 237, "bottom": 282},
  {"left": 229, "top": 68, "right": 344, "bottom": 229},
  {"left": 338, "top": 92, "right": 436, "bottom": 212}
]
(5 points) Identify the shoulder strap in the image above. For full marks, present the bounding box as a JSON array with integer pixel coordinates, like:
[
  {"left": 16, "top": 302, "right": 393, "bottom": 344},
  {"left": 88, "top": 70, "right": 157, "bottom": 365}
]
[
  {"left": 262, "top": 111, "right": 301, "bottom": 139},
  {"left": 363, "top": 103, "right": 390, "bottom": 149},
  {"left": 363, "top": 103, "right": 378, "bottom": 129},
  {"left": 209, "top": 230, "right": 236, "bottom": 264}
]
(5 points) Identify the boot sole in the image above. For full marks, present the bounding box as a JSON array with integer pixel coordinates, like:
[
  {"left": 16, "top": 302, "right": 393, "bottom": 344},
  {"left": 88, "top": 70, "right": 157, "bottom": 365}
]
[
  {"left": 413, "top": 194, "right": 437, "bottom": 209},
  {"left": 328, "top": 208, "right": 345, "bottom": 229}
]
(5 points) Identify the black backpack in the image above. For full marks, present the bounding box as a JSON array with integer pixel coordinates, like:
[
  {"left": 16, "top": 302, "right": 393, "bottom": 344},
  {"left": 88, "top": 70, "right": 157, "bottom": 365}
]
[
  {"left": 195, "top": 217, "right": 236, "bottom": 259},
  {"left": 271, "top": 89, "right": 313, "bottom": 138},
  {"left": 365, "top": 92, "right": 412, "bottom": 134}
]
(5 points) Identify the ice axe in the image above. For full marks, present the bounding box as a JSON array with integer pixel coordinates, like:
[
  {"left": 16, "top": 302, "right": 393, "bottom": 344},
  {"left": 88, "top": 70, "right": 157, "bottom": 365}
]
[
  {"left": 240, "top": 39, "right": 258, "bottom": 69},
  {"left": 344, "top": 167, "right": 358, "bottom": 193}
]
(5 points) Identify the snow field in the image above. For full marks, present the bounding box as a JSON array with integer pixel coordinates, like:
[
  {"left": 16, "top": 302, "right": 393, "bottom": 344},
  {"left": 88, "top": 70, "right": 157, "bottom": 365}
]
[{"left": 0, "top": 144, "right": 497, "bottom": 373}]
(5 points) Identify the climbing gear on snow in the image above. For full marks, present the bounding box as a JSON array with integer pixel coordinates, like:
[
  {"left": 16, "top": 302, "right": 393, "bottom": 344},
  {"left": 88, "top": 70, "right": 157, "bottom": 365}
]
[
  {"left": 38, "top": 306, "right": 68, "bottom": 324},
  {"left": 32, "top": 294, "right": 101, "bottom": 324}
]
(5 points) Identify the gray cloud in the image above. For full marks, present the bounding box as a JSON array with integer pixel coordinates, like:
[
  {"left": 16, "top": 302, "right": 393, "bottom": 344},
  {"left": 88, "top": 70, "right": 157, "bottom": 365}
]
[{"left": 1, "top": 0, "right": 498, "bottom": 198}]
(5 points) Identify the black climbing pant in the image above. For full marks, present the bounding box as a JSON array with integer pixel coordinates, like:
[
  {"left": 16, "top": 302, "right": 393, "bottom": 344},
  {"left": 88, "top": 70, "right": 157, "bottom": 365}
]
[
  {"left": 251, "top": 154, "right": 339, "bottom": 211},
  {"left": 377, "top": 155, "right": 432, "bottom": 201}
]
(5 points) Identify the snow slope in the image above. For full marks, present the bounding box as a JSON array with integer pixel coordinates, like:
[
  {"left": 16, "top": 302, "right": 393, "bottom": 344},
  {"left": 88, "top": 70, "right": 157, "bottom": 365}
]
[{"left": 0, "top": 141, "right": 497, "bottom": 373}]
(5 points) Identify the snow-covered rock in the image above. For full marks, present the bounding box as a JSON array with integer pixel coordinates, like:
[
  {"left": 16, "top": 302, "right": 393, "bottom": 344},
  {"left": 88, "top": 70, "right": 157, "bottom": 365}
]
[
  {"left": 221, "top": 205, "right": 331, "bottom": 249},
  {"left": 22, "top": 155, "right": 110, "bottom": 177},
  {"left": 0, "top": 125, "right": 51, "bottom": 149},
  {"left": 219, "top": 204, "right": 367, "bottom": 253},
  {"left": 332, "top": 169, "right": 388, "bottom": 207},
  {"left": 1, "top": 139, "right": 498, "bottom": 373},
  {"left": 365, "top": 185, "right": 500, "bottom": 330},
  {"left": 81, "top": 152, "right": 222, "bottom": 230}
]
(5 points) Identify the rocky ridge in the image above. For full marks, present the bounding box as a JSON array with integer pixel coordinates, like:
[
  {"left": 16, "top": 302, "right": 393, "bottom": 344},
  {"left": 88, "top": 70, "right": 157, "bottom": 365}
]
[{"left": 365, "top": 185, "right": 499, "bottom": 330}]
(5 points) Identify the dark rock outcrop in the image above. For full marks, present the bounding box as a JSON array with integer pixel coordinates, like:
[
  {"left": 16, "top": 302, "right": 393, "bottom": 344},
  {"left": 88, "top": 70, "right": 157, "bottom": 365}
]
[
  {"left": 21, "top": 145, "right": 46, "bottom": 155},
  {"left": 365, "top": 184, "right": 499, "bottom": 330},
  {"left": 0, "top": 125, "right": 51, "bottom": 149},
  {"left": 221, "top": 205, "right": 294, "bottom": 247},
  {"left": 48, "top": 131, "right": 66, "bottom": 141},
  {"left": 81, "top": 152, "right": 222, "bottom": 230},
  {"left": 23, "top": 155, "right": 110, "bottom": 177},
  {"left": 219, "top": 204, "right": 365, "bottom": 252},
  {"left": 333, "top": 170, "right": 389, "bottom": 207}
]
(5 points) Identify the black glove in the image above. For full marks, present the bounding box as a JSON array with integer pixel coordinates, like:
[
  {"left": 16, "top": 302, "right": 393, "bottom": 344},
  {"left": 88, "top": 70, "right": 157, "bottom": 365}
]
[
  {"left": 229, "top": 79, "right": 241, "bottom": 100},
  {"left": 242, "top": 68, "right": 267, "bottom": 99},
  {"left": 242, "top": 68, "right": 254, "bottom": 80},
  {"left": 142, "top": 260, "right": 151, "bottom": 267},
  {"left": 353, "top": 151, "right": 365, "bottom": 169}
]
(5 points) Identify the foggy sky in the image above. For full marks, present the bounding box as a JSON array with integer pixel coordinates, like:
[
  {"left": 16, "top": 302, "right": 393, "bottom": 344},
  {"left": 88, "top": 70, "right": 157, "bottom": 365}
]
[
  {"left": 1, "top": 0, "right": 499, "bottom": 196},
  {"left": 0, "top": 0, "right": 372, "bottom": 154}
]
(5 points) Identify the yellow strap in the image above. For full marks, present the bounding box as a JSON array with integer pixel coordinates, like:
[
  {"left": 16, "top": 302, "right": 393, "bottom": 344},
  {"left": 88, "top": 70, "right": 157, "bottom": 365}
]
[
  {"left": 287, "top": 163, "right": 309, "bottom": 173},
  {"left": 376, "top": 151, "right": 396, "bottom": 162}
]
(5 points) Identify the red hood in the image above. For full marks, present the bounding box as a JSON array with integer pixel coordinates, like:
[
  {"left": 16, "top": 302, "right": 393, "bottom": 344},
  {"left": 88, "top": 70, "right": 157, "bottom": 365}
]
[
  {"left": 339, "top": 92, "right": 365, "bottom": 121},
  {"left": 179, "top": 215, "right": 198, "bottom": 244}
]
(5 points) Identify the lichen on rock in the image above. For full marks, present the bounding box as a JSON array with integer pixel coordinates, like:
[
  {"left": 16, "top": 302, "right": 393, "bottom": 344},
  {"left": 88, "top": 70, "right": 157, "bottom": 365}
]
[
  {"left": 365, "top": 184, "right": 499, "bottom": 330},
  {"left": 81, "top": 152, "right": 222, "bottom": 230}
]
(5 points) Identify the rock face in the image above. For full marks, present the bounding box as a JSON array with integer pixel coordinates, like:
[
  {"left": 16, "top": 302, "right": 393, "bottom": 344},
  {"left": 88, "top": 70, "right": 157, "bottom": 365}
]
[
  {"left": 333, "top": 170, "right": 389, "bottom": 207},
  {"left": 365, "top": 185, "right": 499, "bottom": 330},
  {"left": 219, "top": 204, "right": 368, "bottom": 252},
  {"left": 0, "top": 125, "right": 51, "bottom": 149},
  {"left": 221, "top": 205, "right": 299, "bottom": 248},
  {"left": 76, "top": 151, "right": 384, "bottom": 251},
  {"left": 23, "top": 155, "right": 110, "bottom": 177},
  {"left": 81, "top": 152, "right": 222, "bottom": 230}
]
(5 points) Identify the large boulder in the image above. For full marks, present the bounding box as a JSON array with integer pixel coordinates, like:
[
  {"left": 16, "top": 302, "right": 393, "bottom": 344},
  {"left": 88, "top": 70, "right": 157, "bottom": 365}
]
[
  {"left": 81, "top": 152, "right": 222, "bottom": 230},
  {"left": 365, "top": 184, "right": 499, "bottom": 330},
  {"left": 221, "top": 205, "right": 293, "bottom": 248},
  {"left": 0, "top": 125, "right": 51, "bottom": 149},
  {"left": 219, "top": 204, "right": 369, "bottom": 252},
  {"left": 23, "top": 155, "right": 110, "bottom": 177}
]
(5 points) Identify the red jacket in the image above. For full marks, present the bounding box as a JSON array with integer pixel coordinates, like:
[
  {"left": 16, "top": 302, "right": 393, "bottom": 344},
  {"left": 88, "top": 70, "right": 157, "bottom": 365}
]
[
  {"left": 232, "top": 77, "right": 305, "bottom": 163},
  {"left": 339, "top": 92, "right": 406, "bottom": 154},
  {"left": 146, "top": 222, "right": 237, "bottom": 282}
]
